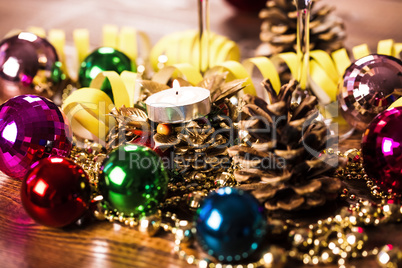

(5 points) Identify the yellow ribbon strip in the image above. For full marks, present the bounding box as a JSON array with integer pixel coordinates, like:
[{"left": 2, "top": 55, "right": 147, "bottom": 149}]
[
  {"left": 394, "top": 43, "right": 402, "bottom": 58},
  {"left": 62, "top": 71, "right": 140, "bottom": 142},
  {"left": 119, "top": 27, "right": 138, "bottom": 64},
  {"left": 206, "top": 61, "right": 257, "bottom": 96},
  {"left": 48, "top": 29, "right": 68, "bottom": 76},
  {"left": 242, "top": 57, "right": 281, "bottom": 94},
  {"left": 378, "top": 39, "right": 394, "bottom": 55},
  {"left": 152, "top": 63, "right": 203, "bottom": 86},
  {"left": 89, "top": 71, "right": 131, "bottom": 108},
  {"left": 73, "top": 29, "right": 91, "bottom": 66},
  {"left": 62, "top": 87, "right": 114, "bottom": 142},
  {"left": 103, "top": 24, "right": 119, "bottom": 49},
  {"left": 150, "top": 30, "right": 241, "bottom": 72},
  {"left": 331, "top": 48, "right": 351, "bottom": 76},
  {"left": 389, "top": 97, "right": 402, "bottom": 109},
  {"left": 352, "top": 44, "right": 370, "bottom": 60},
  {"left": 150, "top": 35, "right": 401, "bottom": 103}
]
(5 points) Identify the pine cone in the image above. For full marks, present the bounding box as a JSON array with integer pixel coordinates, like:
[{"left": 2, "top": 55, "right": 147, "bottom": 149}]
[
  {"left": 159, "top": 116, "right": 233, "bottom": 179},
  {"left": 228, "top": 79, "right": 341, "bottom": 211},
  {"left": 154, "top": 72, "right": 246, "bottom": 179},
  {"left": 106, "top": 106, "right": 150, "bottom": 151},
  {"left": 256, "top": 0, "right": 346, "bottom": 57}
]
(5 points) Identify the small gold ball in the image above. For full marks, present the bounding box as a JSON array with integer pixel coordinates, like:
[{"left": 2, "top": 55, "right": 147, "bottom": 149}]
[
  {"left": 157, "top": 123, "right": 172, "bottom": 135},
  {"left": 138, "top": 212, "right": 162, "bottom": 236}
]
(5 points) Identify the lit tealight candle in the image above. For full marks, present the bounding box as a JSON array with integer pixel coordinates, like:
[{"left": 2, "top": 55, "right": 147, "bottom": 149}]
[{"left": 145, "top": 80, "right": 211, "bottom": 123}]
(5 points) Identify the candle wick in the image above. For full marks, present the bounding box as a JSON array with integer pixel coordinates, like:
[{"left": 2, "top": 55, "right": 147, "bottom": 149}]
[{"left": 176, "top": 91, "right": 178, "bottom": 95}]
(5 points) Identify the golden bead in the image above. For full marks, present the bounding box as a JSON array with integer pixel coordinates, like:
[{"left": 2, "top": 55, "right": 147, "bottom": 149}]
[
  {"left": 138, "top": 212, "right": 162, "bottom": 236},
  {"left": 187, "top": 191, "right": 206, "bottom": 209},
  {"left": 377, "top": 244, "right": 402, "bottom": 267},
  {"left": 327, "top": 148, "right": 334, "bottom": 155},
  {"left": 157, "top": 123, "right": 172, "bottom": 135},
  {"left": 175, "top": 227, "right": 194, "bottom": 246}
]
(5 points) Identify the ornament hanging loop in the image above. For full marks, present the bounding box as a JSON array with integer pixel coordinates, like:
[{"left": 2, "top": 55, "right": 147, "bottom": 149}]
[{"left": 294, "top": 0, "right": 312, "bottom": 90}]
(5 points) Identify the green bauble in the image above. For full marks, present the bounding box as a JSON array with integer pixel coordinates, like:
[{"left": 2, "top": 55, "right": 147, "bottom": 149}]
[
  {"left": 99, "top": 144, "right": 169, "bottom": 216},
  {"left": 78, "top": 47, "right": 135, "bottom": 101}
]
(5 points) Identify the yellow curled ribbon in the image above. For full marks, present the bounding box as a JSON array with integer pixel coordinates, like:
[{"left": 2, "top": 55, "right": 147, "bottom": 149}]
[
  {"left": 150, "top": 30, "right": 241, "bottom": 73},
  {"left": 150, "top": 30, "right": 402, "bottom": 105},
  {"left": 62, "top": 71, "right": 141, "bottom": 143}
]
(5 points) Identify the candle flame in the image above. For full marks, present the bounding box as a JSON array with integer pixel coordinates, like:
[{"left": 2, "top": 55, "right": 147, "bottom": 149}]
[{"left": 173, "top": 80, "right": 180, "bottom": 89}]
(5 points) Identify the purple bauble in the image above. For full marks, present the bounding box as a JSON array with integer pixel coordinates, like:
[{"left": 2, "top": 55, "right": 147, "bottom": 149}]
[
  {"left": 0, "top": 95, "right": 72, "bottom": 178},
  {"left": 337, "top": 54, "right": 402, "bottom": 132},
  {"left": 362, "top": 107, "right": 402, "bottom": 194},
  {"left": 0, "top": 32, "right": 64, "bottom": 104}
]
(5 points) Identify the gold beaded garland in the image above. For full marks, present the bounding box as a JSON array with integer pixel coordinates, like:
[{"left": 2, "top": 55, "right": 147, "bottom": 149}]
[{"left": 70, "top": 143, "right": 402, "bottom": 267}]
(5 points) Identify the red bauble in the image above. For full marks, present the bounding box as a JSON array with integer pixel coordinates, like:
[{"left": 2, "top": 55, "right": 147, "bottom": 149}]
[
  {"left": 131, "top": 135, "right": 165, "bottom": 157},
  {"left": 224, "top": 0, "right": 267, "bottom": 13},
  {"left": 362, "top": 107, "right": 402, "bottom": 194},
  {"left": 131, "top": 135, "right": 173, "bottom": 169},
  {"left": 20, "top": 157, "right": 91, "bottom": 228}
]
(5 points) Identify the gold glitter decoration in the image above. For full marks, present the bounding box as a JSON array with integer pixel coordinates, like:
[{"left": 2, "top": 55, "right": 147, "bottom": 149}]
[{"left": 70, "top": 137, "right": 402, "bottom": 268}]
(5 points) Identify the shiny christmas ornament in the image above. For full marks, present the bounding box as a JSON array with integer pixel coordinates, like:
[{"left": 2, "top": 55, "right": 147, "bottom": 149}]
[
  {"left": 195, "top": 187, "right": 267, "bottom": 263},
  {"left": 131, "top": 135, "right": 168, "bottom": 159},
  {"left": 0, "top": 32, "right": 65, "bottom": 104},
  {"left": 78, "top": 47, "right": 135, "bottom": 100},
  {"left": 99, "top": 144, "right": 169, "bottom": 216},
  {"left": 338, "top": 54, "right": 402, "bottom": 132},
  {"left": 362, "top": 107, "right": 402, "bottom": 194},
  {"left": 20, "top": 157, "right": 91, "bottom": 228},
  {"left": 0, "top": 95, "right": 72, "bottom": 178}
]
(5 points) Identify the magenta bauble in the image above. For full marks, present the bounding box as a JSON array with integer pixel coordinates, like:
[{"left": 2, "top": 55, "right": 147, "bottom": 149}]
[
  {"left": 362, "top": 107, "right": 402, "bottom": 194},
  {"left": 0, "top": 95, "right": 72, "bottom": 178},
  {"left": 21, "top": 157, "right": 91, "bottom": 228}
]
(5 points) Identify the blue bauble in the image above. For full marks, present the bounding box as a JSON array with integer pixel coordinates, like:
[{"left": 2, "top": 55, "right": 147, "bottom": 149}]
[{"left": 195, "top": 187, "right": 267, "bottom": 263}]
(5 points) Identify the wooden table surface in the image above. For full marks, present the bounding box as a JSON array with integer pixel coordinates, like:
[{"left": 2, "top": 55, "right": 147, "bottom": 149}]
[{"left": 1, "top": 0, "right": 402, "bottom": 267}]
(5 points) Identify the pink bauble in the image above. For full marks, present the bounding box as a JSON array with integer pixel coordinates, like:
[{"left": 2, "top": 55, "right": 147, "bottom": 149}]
[{"left": 362, "top": 107, "right": 402, "bottom": 194}]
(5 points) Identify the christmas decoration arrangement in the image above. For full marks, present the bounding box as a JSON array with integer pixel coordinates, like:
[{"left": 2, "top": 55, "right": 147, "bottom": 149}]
[
  {"left": 257, "top": 0, "right": 346, "bottom": 57},
  {"left": 2, "top": 1, "right": 402, "bottom": 267}
]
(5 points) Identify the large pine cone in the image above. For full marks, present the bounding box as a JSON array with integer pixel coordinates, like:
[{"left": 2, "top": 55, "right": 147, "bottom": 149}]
[
  {"left": 228, "top": 79, "right": 341, "bottom": 211},
  {"left": 155, "top": 105, "right": 235, "bottom": 180},
  {"left": 256, "top": 0, "right": 346, "bottom": 57}
]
